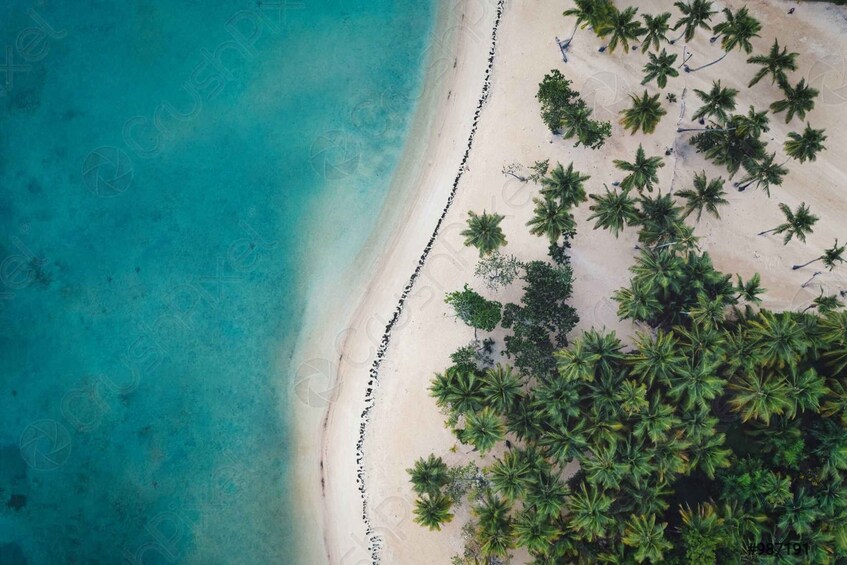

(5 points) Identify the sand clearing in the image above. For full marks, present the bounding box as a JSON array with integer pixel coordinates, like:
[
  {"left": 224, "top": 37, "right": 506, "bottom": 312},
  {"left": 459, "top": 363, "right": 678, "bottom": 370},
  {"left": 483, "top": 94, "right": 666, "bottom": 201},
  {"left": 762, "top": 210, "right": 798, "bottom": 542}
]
[{"left": 317, "top": 0, "right": 847, "bottom": 563}]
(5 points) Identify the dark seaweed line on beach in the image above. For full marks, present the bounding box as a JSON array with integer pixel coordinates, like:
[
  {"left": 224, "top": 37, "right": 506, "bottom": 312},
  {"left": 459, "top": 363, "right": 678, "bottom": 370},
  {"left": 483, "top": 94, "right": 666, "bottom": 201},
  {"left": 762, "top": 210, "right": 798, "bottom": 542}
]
[{"left": 355, "top": 0, "right": 505, "bottom": 562}]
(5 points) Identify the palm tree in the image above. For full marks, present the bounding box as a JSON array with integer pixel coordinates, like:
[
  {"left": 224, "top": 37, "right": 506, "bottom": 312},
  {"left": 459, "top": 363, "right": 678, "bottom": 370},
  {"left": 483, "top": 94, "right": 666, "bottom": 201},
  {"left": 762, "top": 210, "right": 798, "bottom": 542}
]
[
  {"left": 581, "top": 442, "right": 629, "bottom": 490},
  {"left": 524, "top": 471, "right": 569, "bottom": 519},
  {"left": 527, "top": 197, "right": 575, "bottom": 243},
  {"left": 540, "top": 162, "right": 590, "bottom": 207},
  {"left": 481, "top": 363, "right": 523, "bottom": 414},
  {"left": 474, "top": 493, "right": 514, "bottom": 558},
  {"left": 758, "top": 202, "right": 818, "bottom": 244},
  {"left": 630, "top": 330, "right": 684, "bottom": 386},
  {"left": 596, "top": 6, "right": 645, "bottom": 54},
  {"left": 747, "top": 39, "right": 799, "bottom": 87},
  {"left": 770, "top": 78, "right": 819, "bottom": 123},
  {"left": 670, "top": 0, "right": 717, "bottom": 44},
  {"left": 621, "top": 91, "right": 667, "bottom": 134},
  {"left": 640, "top": 12, "right": 672, "bottom": 52},
  {"left": 801, "top": 289, "right": 844, "bottom": 315},
  {"left": 408, "top": 454, "right": 450, "bottom": 496},
  {"left": 614, "top": 281, "right": 663, "bottom": 322},
  {"left": 784, "top": 123, "right": 827, "bottom": 163},
  {"left": 413, "top": 492, "right": 454, "bottom": 530},
  {"left": 685, "top": 7, "right": 762, "bottom": 72},
  {"left": 489, "top": 450, "right": 531, "bottom": 501},
  {"left": 729, "top": 371, "right": 792, "bottom": 424},
  {"left": 461, "top": 210, "right": 507, "bottom": 257},
  {"left": 555, "top": 338, "right": 600, "bottom": 382},
  {"left": 460, "top": 407, "right": 505, "bottom": 453},
  {"left": 749, "top": 311, "right": 810, "bottom": 367},
  {"left": 736, "top": 153, "right": 788, "bottom": 195},
  {"left": 431, "top": 367, "right": 484, "bottom": 413},
  {"left": 512, "top": 509, "right": 558, "bottom": 555},
  {"left": 622, "top": 514, "right": 673, "bottom": 563},
  {"left": 676, "top": 171, "right": 727, "bottom": 221},
  {"left": 793, "top": 239, "right": 847, "bottom": 270},
  {"left": 587, "top": 185, "right": 640, "bottom": 237},
  {"left": 736, "top": 272, "right": 764, "bottom": 304},
  {"left": 692, "top": 81, "right": 738, "bottom": 124},
  {"left": 641, "top": 49, "right": 678, "bottom": 89},
  {"left": 568, "top": 483, "right": 615, "bottom": 542},
  {"left": 667, "top": 359, "right": 726, "bottom": 410},
  {"left": 563, "top": 0, "right": 616, "bottom": 45},
  {"left": 614, "top": 145, "right": 665, "bottom": 193}
]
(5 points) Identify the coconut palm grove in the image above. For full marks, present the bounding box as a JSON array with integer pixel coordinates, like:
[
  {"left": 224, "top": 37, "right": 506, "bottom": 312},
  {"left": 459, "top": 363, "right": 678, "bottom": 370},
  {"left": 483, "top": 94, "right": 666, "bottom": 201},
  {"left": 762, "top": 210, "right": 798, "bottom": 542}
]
[{"left": 409, "top": 1, "right": 847, "bottom": 563}]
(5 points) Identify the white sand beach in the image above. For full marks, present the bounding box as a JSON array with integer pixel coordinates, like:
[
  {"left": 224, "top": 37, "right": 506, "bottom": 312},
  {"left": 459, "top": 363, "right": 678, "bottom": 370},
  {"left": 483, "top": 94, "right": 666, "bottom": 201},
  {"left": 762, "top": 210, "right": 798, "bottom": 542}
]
[{"left": 309, "top": 0, "right": 847, "bottom": 563}]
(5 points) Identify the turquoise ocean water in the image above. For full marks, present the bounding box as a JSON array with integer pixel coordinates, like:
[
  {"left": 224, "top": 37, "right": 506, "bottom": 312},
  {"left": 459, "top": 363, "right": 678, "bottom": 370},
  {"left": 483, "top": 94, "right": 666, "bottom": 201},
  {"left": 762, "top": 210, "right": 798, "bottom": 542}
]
[{"left": 0, "top": 1, "right": 435, "bottom": 562}]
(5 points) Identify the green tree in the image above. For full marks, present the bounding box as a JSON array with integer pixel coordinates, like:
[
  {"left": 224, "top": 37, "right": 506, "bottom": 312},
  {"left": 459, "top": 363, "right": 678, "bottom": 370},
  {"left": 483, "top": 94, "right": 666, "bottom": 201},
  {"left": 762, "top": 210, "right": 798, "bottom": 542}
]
[
  {"left": 749, "top": 310, "right": 810, "bottom": 367},
  {"left": 687, "top": 6, "right": 761, "bottom": 72},
  {"left": 513, "top": 509, "right": 558, "bottom": 555},
  {"left": 758, "top": 202, "right": 818, "bottom": 244},
  {"left": 474, "top": 252, "right": 522, "bottom": 291},
  {"left": 568, "top": 483, "right": 615, "bottom": 542},
  {"left": 747, "top": 39, "right": 799, "bottom": 87},
  {"left": 670, "top": 0, "right": 716, "bottom": 43},
  {"left": 784, "top": 123, "right": 827, "bottom": 163},
  {"left": 408, "top": 454, "right": 450, "bottom": 496},
  {"left": 563, "top": 0, "right": 616, "bottom": 44},
  {"left": 445, "top": 284, "right": 502, "bottom": 333},
  {"left": 596, "top": 6, "right": 645, "bottom": 54},
  {"left": 641, "top": 49, "right": 678, "bottom": 89},
  {"left": 793, "top": 239, "right": 847, "bottom": 270},
  {"left": 729, "top": 372, "right": 792, "bottom": 424},
  {"left": 736, "top": 272, "right": 764, "bottom": 304},
  {"left": 413, "top": 493, "right": 454, "bottom": 530},
  {"left": 770, "top": 78, "right": 819, "bottom": 123},
  {"left": 621, "top": 90, "right": 667, "bottom": 134},
  {"left": 622, "top": 514, "right": 672, "bottom": 563},
  {"left": 461, "top": 210, "right": 507, "bottom": 257},
  {"left": 527, "top": 197, "right": 575, "bottom": 243},
  {"left": 460, "top": 407, "right": 505, "bottom": 453},
  {"left": 736, "top": 153, "right": 788, "bottom": 195},
  {"left": 489, "top": 450, "right": 532, "bottom": 501},
  {"left": 587, "top": 185, "right": 640, "bottom": 237},
  {"left": 481, "top": 363, "right": 523, "bottom": 414},
  {"left": 676, "top": 171, "right": 728, "bottom": 221},
  {"left": 640, "top": 12, "right": 672, "bottom": 52},
  {"left": 540, "top": 162, "right": 590, "bottom": 208},
  {"left": 614, "top": 144, "right": 665, "bottom": 193},
  {"left": 692, "top": 80, "right": 738, "bottom": 124}
]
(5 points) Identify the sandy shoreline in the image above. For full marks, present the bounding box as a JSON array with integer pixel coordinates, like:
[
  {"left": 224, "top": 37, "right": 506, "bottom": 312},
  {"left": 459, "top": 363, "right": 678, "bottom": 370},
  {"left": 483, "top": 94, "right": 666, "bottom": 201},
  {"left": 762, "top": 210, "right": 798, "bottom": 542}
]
[
  {"left": 288, "top": 0, "right": 501, "bottom": 563},
  {"left": 363, "top": 0, "right": 847, "bottom": 563}
]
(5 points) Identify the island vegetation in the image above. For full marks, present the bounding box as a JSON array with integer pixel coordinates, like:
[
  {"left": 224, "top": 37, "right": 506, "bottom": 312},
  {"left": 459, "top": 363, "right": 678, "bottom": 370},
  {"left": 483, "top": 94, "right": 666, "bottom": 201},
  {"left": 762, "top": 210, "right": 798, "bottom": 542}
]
[{"left": 409, "top": 1, "right": 845, "bottom": 563}]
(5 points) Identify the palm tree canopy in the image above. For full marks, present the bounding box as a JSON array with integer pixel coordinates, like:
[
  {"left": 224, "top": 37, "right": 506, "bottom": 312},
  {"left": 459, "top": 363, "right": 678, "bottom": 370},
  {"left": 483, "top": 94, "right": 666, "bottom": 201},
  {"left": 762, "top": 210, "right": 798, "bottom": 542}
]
[
  {"left": 770, "top": 78, "right": 819, "bottom": 123},
  {"left": 527, "top": 197, "right": 576, "bottom": 243},
  {"left": 614, "top": 145, "right": 665, "bottom": 193},
  {"left": 641, "top": 49, "right": 679, "bottom": 89},
  {"left": 772, "top": 202, "right": 819, "bottom": 245},
  {"left": 784, "top": 123, "right": 827, "bottom": 163},
  {"left": 596, "top": 6, "right": 645, "bottom": 53},
  {"left": 621, "top": 90, "right": 667, "bottom": 135},
  {"left": 413, "top": 493, "right": 454, "bottom": 531},
  {"left": 540, "top": 162, "right": 590, "bottom": 207},
  {"left": 747, "top": 39, "right": 799, "bottom": 87},
  {"left": 821, "top": 239, "right": 847, "bottom": 271},
  {"left": 563, "top": 0, "right": 616, "bottom": 31},
  {"left": 641, "top": 12, "right": 672, "bottom": 52},
  {"left": 692, "top": 80, "right": 738, "bottom": 124},
  {"left": 676, "top": 171, "right": 727, "bottom": 221},
  {"left": 587, "top": 185, "right": 640, "bottom": 237},
  {"left": 672, "top": 0, "right": 717, "bottom": 42},
  {"left": 407, "top": 454, "right": 450, "bottom": 496},
  {"left": 461, "top": 210, "right": 507, "bottom": 257},
  {"left": 739, "top": 153, "right": 788, "bottom": 196},
  {"left": 713, "top": 6, "right": 762, "bottom": 55}
]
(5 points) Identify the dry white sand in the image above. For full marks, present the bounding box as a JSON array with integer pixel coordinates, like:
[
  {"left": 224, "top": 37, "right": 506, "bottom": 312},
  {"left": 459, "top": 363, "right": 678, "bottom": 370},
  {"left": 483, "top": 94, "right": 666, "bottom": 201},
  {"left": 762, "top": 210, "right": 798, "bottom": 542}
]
[{"left": 313, "top": 0, "right": 847, "bottom": 563}]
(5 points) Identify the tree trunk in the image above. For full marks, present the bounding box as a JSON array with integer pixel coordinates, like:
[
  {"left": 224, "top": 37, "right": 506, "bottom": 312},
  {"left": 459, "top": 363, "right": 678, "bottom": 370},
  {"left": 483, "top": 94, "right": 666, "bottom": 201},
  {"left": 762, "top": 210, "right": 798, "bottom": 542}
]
[
  {"left": 801, "top": 304, "right": 814, "bottom": 313},
  {"left": 737, "top": 179, "right": 755, "bottom": 192},
  {"left": 669, "top": 30, "right": 686, "bottom": 44},
  {"left": 801, "top": 272, "right": 821, "bottom": 288},
  {"left": 758, "top": 228, "right": 778, "bottom": 236},
  {"left": 685, "top": 51, "right": 728, "bottom": 73},
  {"left": 792, "top": 257, "right": 822, "bottom": 270},
  {"left": 567, "top": 21, "right": 579, "bottom": 44}
]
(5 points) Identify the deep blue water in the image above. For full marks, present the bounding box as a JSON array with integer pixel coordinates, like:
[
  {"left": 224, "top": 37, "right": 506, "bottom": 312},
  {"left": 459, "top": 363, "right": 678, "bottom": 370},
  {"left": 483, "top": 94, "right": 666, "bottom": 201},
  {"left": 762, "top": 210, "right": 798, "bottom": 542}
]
[{"left": 0, "top": 1, "right": 434, "bottom": 562}]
